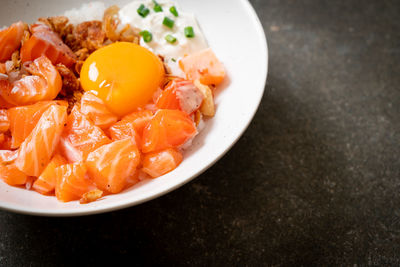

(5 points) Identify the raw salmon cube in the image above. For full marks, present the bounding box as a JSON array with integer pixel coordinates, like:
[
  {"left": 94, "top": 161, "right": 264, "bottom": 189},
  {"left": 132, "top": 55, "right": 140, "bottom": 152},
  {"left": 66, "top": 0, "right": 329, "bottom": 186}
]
[
  {"left": 107, "top": 109, "right": 153, "bottom": 145},
  {"left": 15, "top": 104, "right": 67, "bottom": 177},
  {"left": 0, "top": 150, "right": 28, "bottom": 186},
  {"left": 156, "top": 79, "right": 203, "bottom": 115},
  {"left": 0, "top": 56, "right": 62, "bottom": 106},
  {"left": 80, "top": 91, "right": 118, "bottom": 129},
  {"left": 8, "top": 101, "right": 67, "bottom": 148},
  {"left": 179, "top": 48, "right": 225, "bottom": 86},
  {"left": 0, "top": 109, "right": 9, "bottom": 133},
  {"left": 142, "top": 148, "right": 183, "bottom": 178},
  {"left": 86, "top": 138, "right": 141, "bottom": 194},
  {"left": 59, "top": 106, "right": 111, "bottom": 163},
  {"left": 0, "top": 21, "right": 24, "bottom": 62},
  {"left": 32, "top": 154, "right": 67, "bottom": 195},
  {"left": 141, "top": 109, "right": 197, "bottom": 153},
  {"left": 55, "top": 163, "right": 95, "bottom": 202},
  {"left": 21, "top": 24, "right": 77, "bottom": 67}
]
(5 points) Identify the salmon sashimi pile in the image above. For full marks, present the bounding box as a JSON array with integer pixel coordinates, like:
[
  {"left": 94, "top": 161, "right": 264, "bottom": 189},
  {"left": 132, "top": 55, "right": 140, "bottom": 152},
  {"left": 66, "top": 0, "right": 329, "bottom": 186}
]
[{"left": 0, "top": 2, "right": 225, "bottom": 204}]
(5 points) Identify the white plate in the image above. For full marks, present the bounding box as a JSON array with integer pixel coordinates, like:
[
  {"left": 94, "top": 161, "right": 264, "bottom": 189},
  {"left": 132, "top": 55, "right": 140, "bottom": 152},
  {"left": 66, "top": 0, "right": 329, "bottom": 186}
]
[{"left": 0, "top": 0, "right": 268, "bottom": 216}]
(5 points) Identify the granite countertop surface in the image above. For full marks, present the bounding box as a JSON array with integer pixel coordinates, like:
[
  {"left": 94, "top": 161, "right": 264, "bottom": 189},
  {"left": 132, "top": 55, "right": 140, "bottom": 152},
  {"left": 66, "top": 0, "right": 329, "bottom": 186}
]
[{"left": 1, "top": 0, "right": 399, "bottom": 266}]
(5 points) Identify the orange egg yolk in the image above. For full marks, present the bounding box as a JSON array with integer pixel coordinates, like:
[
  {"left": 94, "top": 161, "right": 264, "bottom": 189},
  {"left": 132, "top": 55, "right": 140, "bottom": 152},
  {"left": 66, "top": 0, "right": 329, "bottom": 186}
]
[{"left": 80, "top": 42, "right": 165, "bottom": 116}]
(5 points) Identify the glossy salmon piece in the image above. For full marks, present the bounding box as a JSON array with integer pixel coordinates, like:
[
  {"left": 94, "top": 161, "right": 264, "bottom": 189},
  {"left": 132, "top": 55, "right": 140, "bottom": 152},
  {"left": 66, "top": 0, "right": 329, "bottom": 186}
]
[
  {"left": 121, "top": 110, "right": 154, "bottom": 135},
  {"left": 86, "top": 138, "right": 140, "bottom": 194},
  {"left": 107, "top": 110, "right": 153, "bottom": 145},
  {"left": 0, "top": 165, "right": 29, "bottom": 186},
  {"left": 8, "top": 100, "right": 67, "bottom": 148},
  {"left": 55, "top": 163, "right": 95, "bottom": 202},
  {"left": 0, "top": 95, "right": 14, "bottom": 109},
  {"left": 179, "top": 48, "right": 225, "bottom": 86},
  {"left": 108, "top": 124, "right": 140, "bottom": 145},
  {"left": 15, "top": 104, "right": 67, "bottom": 177},
  {"left": 0, "top": 109, "right": 9, "bottom": 133},
  {"left": 141, "top": 109, "right": 197, "bottom": 153},
  {"left": 0, "top": 63, "right": 6, "bottom": 74},
  {"left": 21, "top": 24, "right": 77, "bottom": 67},
  {"left": 0, "top": 150, "right": 18, "bottom": 164},
  {"left": 0, "top": 133, "right": 12, "bottom": 150},
  {"left": 155, "top": 83, "right": 180, "bottom": 111},
  {"left": 32, "top": 154, "right": 67, "bottom": 195},
  {"left": 0, "top": 21, "right": 25, "bottom": 62},
  {"left": 142, "top": 148, "right": 183, "bottom": 178},
  {"left": 80, "top": 91, "right": 118, "bottom": 129},
  {"left": 0, "top": 150, "right": 28, "bottom": 186},
  {"left": 0, "top": 56, "right": 62, "bottom": 106},
  {"left": 156, "top": 79, "right": 203, "bottom": 115},
  {"left": 59, "top": 106, "right": 111, "bottom": 163}
]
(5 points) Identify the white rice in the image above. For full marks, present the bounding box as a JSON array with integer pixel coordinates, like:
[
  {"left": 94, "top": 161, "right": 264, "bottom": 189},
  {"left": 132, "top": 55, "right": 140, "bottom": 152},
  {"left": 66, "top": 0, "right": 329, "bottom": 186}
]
[{"left": 63, "top": 1, "right": 106, "bottom": 25}]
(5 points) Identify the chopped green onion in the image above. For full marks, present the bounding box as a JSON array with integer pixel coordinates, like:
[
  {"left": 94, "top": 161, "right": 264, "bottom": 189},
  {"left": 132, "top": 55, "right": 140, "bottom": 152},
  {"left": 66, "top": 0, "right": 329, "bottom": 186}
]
[
  {"left": 162, "top": 17, "right": 175, "bottom": 28},
  {"left": 153, "top": 0, "right": 163, "bottom": 12},
  {"left": 154, "top": 5, "right": 163, "bottom": 12},
  {"left": 139, "top": 30, "right": 152, "bottom": 42},
  {"left": 165, "top": 34, "right": 177, "bottom": 44},
  {"left": 137, "top": 4, "right": 150, "bottom": 17},
  {"left": 171, "top": 58, "right": 176, "bottom": 62},
  {"left": 169, "top": 6, "right": 179, "bottom": 17},
  {"left": 184, "top": 26, "right": 195, "bottom": 38}
]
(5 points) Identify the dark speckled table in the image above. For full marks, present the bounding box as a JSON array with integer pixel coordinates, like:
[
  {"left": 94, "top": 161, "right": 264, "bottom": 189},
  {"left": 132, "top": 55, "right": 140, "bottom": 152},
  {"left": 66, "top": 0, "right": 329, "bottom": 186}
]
[{"left": 1, "top": 0, "right": 400, "bottom": 266}]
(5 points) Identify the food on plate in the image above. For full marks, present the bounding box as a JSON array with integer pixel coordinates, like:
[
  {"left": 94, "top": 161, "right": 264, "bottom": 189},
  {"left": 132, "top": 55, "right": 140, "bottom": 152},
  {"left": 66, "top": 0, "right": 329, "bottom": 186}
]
[
  {"left": 0, "top": 56, "right": 62, "bottom": 106},
  {"left": 0, "top": 0, "right": 225, "bottom": 204},
  {"left": 32, "top": 153, "right": 67, "bottom": 195},
  {"left": 0, "top": 22, "right": 25, "bottom": 62},
  {"left": 21, "top": 24, "right": 77, "bottom": 67},
  {"left": 180, "top": 48, "right": 225, "bottom": 86},
  {"left": 14, "top": 104, "right": 67, "bottom": 177},
  {"left": 80, "top": 42, "right": 165, "bottom": 116},
  {"left": 142, "top": 148, "right": 183, "bottom": 178},
  {"left": 85, "top": 138, "right": 141, "bottom": 194},
  {"left": 7, "top": 100, "right": 68, "bottom": 148}
]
